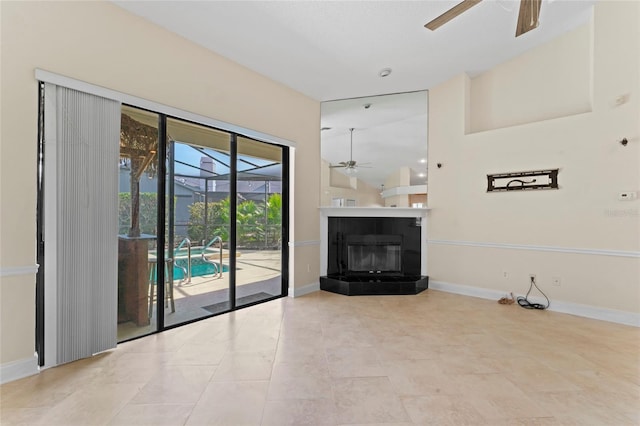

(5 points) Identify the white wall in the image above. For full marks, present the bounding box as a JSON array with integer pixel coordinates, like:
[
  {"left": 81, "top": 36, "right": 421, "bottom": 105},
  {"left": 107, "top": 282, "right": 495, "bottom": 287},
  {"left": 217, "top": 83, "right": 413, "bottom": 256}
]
[
  {"left": 427, "top": 1, "right": 639, "bottom": 319},
  {"left": 0, "top": 1, "right": 319, "bottom": 374}
]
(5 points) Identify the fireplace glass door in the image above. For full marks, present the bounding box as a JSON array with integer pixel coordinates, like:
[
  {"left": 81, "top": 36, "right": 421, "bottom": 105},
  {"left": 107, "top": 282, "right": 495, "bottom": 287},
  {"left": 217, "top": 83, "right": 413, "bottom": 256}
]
[{"left": 346, "top": 235, "right": 402, "bottom": 274}]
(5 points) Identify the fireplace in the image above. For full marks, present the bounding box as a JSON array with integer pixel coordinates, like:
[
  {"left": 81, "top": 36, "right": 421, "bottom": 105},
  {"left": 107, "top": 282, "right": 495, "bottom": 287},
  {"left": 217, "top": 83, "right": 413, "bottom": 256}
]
[
  {"left": 320, "top": 215, "right": 428, "bottom": 295},
  {"left": 346, "top": 234, "right": 402, "bottom": 274}
]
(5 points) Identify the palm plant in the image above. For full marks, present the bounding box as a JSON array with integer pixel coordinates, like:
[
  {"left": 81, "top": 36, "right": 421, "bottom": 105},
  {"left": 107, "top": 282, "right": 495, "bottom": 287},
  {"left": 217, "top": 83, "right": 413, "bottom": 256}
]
[{"left": 119, "top": 113, "right": 160, "bottom": 237}]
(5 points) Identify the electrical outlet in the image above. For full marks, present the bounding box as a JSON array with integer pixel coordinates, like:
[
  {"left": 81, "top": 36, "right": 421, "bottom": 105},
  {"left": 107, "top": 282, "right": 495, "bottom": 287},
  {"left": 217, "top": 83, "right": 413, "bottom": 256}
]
[
  {"left": 307, "top": 264, "right": 311, "bottom": 273},
  {"left": 529, "top": 274, "right": 536, "bottom": 283},
  {"left": 614, "top": 94, "right": 630, "bottom": 106},
  {"left": 552, "top": 277, "right": 561, "bottom": 287},
  {"left": 503, "top": 271, "right": 508, "bottom": 279},
  {"left": 618, "top": 191, "right": 637, "bottom": 201}
]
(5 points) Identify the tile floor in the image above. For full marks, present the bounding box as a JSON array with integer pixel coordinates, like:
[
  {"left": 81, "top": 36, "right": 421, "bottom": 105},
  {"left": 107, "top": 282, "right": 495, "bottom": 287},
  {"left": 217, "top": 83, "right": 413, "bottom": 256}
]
[{"left": 1, "top": 289, "right": 639, "bottom": 425}]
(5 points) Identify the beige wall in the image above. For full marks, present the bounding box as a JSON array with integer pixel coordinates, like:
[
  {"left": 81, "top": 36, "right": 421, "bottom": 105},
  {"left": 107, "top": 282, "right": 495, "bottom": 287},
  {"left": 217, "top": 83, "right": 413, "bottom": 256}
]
[
  {"left": 383, "top": 167, "right": 412, "bottom": 207},
  {"left": 385, "top": 167, "right": 411, "bottom": 188},
  {"left": 0, "top": 1, "right": 319, "bottom": 366},
  {"left": 427, "top": 1, "right": 640, "bottom": 313},
  {"left": 384, "top": 195, "right": 410, "bottom": 208},
  {"left": 470, "top": 23, "right": 592, "bottom": 133}
]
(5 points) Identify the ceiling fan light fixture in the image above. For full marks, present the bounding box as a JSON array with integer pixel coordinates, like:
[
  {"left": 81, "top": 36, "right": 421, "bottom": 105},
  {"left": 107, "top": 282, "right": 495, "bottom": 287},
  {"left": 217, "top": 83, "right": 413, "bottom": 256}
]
[{"left": 330, "top": 127, "right": 370, "bottom": 174}]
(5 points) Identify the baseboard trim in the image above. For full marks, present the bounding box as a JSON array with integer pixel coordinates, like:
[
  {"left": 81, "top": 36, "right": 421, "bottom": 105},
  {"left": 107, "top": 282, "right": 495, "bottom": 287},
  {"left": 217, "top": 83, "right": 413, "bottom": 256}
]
[
  {"left": 289, "top": 282, "right": 320, "bottom": 297},
  {"left": 0, "top": 355, "right": 39, "bottom": 384},
  {"left": 430, "top": 280, "right": 640, "bottom": 327}
]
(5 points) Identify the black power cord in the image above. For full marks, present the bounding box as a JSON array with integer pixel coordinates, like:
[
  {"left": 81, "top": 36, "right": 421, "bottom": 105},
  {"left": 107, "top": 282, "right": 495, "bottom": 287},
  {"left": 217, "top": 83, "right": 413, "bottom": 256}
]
[{"left": 517, "top": 275, "right": 550, "bottom": 310}]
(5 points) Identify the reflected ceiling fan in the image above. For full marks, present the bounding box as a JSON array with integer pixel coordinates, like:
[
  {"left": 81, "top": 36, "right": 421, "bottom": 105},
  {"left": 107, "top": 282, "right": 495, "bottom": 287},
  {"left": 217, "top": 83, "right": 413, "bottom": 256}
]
[
  {"left": 329, "top": 128, "right": 371, "bottom": 175},
  {"left": 425, "top": 0, "right": 542, "bottom": 37}
]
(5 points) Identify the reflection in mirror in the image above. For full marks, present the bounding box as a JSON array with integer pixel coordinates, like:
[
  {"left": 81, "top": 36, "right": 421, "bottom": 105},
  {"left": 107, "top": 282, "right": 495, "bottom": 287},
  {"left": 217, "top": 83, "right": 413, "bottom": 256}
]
[{"left": 320, "top": 91, "right": 428, "bottom": 208}]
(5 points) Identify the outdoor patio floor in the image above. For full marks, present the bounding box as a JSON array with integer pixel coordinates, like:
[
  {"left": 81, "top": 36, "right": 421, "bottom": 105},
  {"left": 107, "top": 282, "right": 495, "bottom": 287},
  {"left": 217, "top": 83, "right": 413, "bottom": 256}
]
[{"left": 118, "top": 249, "right": 282, "bottom": 341}]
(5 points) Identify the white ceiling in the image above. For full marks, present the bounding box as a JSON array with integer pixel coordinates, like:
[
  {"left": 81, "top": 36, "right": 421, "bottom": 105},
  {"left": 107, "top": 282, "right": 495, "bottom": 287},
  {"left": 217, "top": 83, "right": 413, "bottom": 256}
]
[{"left": 113, "top": 0, "right": 595, "bottom": 188}]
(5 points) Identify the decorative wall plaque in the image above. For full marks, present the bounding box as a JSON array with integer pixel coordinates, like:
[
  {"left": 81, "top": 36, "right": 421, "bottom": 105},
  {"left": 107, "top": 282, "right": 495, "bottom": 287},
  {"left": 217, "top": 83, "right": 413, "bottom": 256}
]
[{"left": 487, "top": 169, "right": 559, "bottom": 192}]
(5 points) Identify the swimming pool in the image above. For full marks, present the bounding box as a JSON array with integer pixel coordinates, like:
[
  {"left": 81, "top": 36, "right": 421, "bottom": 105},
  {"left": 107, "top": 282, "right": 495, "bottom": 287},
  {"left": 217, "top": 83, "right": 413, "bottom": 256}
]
[
  {"left": 174, "top": 247, "right": 229, "bottom": 279},
  {"left": 150, "top": 247, "right": 229, "bottom": 279},
  {"left": 173, "top": 261, "right": 229, "bottom": 280}
]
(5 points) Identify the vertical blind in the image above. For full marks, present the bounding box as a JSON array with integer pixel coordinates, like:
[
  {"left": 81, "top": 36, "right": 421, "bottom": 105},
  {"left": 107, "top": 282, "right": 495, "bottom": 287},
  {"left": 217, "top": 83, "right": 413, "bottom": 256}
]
[{"left": 51, "top": 85, "right": 120, "bottom": 364}]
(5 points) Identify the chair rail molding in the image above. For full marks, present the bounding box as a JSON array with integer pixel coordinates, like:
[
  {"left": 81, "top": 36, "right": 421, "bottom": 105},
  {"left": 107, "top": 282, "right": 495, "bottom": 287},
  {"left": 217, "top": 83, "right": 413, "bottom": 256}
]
[
  {"left": 288, "top": 240, "right": 321, "bottom": 247},
  {"left": 0, "top": 264, "right": 40, "bottom": 277},
  {"left": 428, "top": 239, "right": 640, "bottom": 258}
]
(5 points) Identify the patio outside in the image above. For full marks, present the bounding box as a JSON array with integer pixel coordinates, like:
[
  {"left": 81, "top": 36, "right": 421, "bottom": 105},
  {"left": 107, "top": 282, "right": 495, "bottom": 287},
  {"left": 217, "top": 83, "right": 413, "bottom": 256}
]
[
  {"left": 117, "top": 107, "right": 285, "bottom": 341},
  {"left": 118, "top": 249, "right": 282, "bottom": 341}
]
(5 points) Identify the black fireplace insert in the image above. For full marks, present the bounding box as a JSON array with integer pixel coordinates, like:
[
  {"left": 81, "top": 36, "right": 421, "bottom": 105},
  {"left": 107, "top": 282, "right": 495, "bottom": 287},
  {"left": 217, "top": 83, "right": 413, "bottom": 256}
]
[{"left": 321, "top": 216, "right": 428, "bottom": 295}]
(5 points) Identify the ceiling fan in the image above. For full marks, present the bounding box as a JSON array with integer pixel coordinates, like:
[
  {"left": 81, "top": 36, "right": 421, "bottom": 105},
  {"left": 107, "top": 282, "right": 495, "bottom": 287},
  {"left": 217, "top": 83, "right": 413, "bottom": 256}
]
[
  {"left": 425, "top": 0, "right": 542, "bottom": 37},
  {"left": 329, "top": 128, "right": 370, "bottom": 174}
]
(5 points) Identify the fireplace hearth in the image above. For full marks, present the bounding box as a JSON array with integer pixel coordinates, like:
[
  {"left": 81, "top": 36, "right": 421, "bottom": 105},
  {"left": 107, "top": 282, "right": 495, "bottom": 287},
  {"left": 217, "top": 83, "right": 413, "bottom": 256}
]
[
  {"left": 320, "top": 274, "right": 429, "bottom": 296},
  {"left": 320, "top": 216, "right": 428, "bottom": 296}
]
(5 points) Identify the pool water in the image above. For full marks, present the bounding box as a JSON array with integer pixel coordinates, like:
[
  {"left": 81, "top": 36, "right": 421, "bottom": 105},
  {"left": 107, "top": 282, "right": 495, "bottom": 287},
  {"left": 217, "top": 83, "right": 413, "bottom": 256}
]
[
  {"left": 149, "top": 247, "right": 229, "bottom": 279},
  {"left": 172, "top": 247, "right": 229, "bottom": 279},
  {"left": 173, "top": 262, "right": 229, "bottom": 280}
]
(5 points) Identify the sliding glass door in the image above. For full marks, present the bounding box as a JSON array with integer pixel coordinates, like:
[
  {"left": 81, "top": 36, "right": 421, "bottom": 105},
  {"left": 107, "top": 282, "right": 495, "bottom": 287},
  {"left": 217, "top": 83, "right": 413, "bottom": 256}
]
[
  {"left": 235, "top": 138, "right": 284, "bottom": 307},
  {"left": 117, "top": 106, "right": 160, "bottom": 341},
  {"left": 159, "top": 119, "right": 287, "bottom": 329},
  {"left": 112, "top": 108, "right": 288, "bottom": 339},
  {"left": 164, "top": 118, "right": 233, "bottom": 326}
]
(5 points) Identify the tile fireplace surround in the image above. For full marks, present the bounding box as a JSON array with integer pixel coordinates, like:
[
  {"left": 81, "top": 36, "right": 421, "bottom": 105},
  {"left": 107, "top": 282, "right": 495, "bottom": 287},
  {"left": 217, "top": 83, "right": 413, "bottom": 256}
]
[{"left": 319, "top": 207, "right": 429, "bottom": 295}]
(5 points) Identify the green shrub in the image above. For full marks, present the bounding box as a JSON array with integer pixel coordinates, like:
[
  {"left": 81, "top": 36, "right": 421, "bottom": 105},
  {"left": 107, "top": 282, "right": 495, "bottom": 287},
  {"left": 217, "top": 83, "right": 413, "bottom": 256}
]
[
  {"left": 188, "top": 194, "right": 282, "bottom": 248},
  {"left": 118, "top": 192, "right": 158, "bottom": 235}
]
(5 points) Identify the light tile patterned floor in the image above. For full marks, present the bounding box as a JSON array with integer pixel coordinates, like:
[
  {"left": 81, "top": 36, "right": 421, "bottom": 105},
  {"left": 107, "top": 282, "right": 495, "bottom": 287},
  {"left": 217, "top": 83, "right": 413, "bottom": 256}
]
[{"left": 1, "top": 290, "right": 639, "bottom": 425}]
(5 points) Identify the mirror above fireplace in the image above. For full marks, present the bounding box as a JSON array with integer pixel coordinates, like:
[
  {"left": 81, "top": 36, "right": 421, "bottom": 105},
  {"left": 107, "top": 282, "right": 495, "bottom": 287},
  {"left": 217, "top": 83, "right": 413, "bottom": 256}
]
[{"left": 320, "top": 91, "right": 429, "bottom": 208}]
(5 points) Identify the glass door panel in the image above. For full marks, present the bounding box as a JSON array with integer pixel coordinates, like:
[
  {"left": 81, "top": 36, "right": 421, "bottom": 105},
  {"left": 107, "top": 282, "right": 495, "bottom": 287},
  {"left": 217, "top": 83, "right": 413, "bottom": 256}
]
[
  {"left": 117, "top": 112, "right": 287, "bottom": 338},
  {"left": 165, "top": 118, "right": 232, "bottom": 326},
  {"left": 235, "top": 137, "right": 283, "bottom": 307},
  {"left": 117, "top": 105, "right": 160, "bottom": 341}
]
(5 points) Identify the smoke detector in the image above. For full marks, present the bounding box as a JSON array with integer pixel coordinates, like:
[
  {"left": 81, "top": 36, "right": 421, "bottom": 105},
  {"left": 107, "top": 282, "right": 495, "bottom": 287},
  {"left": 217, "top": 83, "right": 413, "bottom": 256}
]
[{"left": 378, "top": 68, "right": 392, "bottom": 78}]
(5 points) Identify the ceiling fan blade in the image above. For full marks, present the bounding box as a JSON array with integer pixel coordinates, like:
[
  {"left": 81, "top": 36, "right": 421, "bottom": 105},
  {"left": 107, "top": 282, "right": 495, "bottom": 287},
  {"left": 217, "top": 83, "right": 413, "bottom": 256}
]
[
  {"left": 515, "top": 0, "right": 541, "bottom": 37},
  {"left": 424, "top": 0, "right": 483, "bottom": 31}
]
